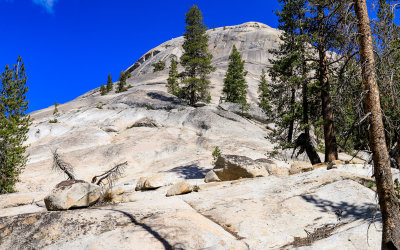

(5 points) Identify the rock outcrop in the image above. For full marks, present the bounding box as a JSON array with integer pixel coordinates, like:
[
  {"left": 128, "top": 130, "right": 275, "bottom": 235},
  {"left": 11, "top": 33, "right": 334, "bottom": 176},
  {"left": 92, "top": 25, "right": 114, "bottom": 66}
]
[
  {"left": 289, "top": 161, "right": 314, "bottom": 175},
  {"left": 135, "top": 174, "right": 172, "bottom": 191},
  {"left": 0, "top": 168, "right": 389, "bottom": 249},
  {"left": 44, "top": 180, "right": 101, "bottom": 211},
  {"left": 166, "top": 182, "right": 192, "bottom": 197},
  {"left": 213, "top": 155, "right": 269, "bottom": 181},
  {"left": 204, "top": 170, "right": 221, "bottom": 183}
]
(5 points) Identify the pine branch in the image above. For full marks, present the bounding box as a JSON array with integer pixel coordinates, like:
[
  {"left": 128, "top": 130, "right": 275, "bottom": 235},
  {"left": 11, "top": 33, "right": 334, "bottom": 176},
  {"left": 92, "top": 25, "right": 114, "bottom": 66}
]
[
  {"left": 51, "top": 149, "right": 76, "bottom": 180},
  {"left": 91, "top": 161, "right": 127, "bottom": 187}
]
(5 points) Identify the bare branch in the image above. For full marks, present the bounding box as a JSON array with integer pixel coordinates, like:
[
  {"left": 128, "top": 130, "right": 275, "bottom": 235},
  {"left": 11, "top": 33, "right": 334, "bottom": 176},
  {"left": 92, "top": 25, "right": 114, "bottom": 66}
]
[
  {"left": 91, "top": 161, "right": 128, "bottom": 187},
  {"left": 51, "top": 149, "right": 76, "bottom": 180}
]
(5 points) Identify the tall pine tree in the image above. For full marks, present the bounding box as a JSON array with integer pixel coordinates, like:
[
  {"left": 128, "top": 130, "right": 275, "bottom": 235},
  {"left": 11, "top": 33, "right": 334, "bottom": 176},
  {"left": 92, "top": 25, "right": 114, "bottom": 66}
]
[
  {"left": 373, "top": 0, "right": 400, "bottom": 165},
  {"left": 106, "top": 73, "right": 113, "bottom": 93},
  {"left": 0, "top": 56, "right": 31, "bottom": 194},
  {"left": 117, "top": 71, "right": 127, "bottom": 93},
  {"left": 223, "top": 45, "right": 248, "bottom": 110},
  {"left": 180, "top": 5, "right": 215, "bottom": 106},
  {"left": 258, "top": 69, "right": 271, "bottom": 115},
  {"left": 167, "top": 58, "right": 180, "bottom": 96},
  {"left": 100, "top": 84, "right": 107, "bottom": 96},
  {"left": 269, "top": 0, "right": 321, "bottom": 164}
]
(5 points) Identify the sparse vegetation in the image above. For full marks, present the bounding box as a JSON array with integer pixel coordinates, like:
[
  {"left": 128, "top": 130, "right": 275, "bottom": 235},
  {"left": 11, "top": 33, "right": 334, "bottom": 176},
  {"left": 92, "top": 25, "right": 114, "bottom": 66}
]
[
  {"left": 100, "top": 84, "right": 107, "bottom": 95},
  {"left": 96, "top": 102, "right": 104, "bottom": 109},
  {"left": 52, "top": 149, "right": 127, "bottom": 190},
  {"left": 212, "top": 146, "right": 221, "bottom": 162},
  {"left": 152, "top": 60, "right": 166, "bottom": 72},
  {"left": 117, "top": 71, "right": 129, "bottom": 93},
  {"left": 53, "top": 101, "right": 59, "bottom": 116}
]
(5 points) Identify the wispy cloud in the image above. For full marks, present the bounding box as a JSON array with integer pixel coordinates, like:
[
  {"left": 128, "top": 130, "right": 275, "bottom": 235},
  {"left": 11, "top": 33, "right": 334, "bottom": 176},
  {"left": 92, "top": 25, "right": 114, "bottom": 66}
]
[{"left": 32, "top": 0, "right": 58, "bottom": 13}]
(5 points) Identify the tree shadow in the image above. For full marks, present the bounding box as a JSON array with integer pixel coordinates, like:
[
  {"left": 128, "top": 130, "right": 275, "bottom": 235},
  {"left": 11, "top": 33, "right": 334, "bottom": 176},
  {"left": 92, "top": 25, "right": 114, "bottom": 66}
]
[
  {"left": 110, "top": 209, "right": 173, "bottom": 250},
  {"left": 301, "top": 194, "right": 381, "bottom": 222},
  {"left": 166, "top": 164, "right": 209, "bottom": 179},
  {"left": 147, "top": 92, "right": 183, "bottom": 105}
]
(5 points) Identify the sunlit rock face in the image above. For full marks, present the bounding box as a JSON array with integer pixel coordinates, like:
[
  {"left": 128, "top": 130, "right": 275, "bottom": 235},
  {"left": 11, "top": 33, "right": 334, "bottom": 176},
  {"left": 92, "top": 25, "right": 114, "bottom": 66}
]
[
  {"left": 0, "top": 21, "right": 389, "bottom": 249},
  {"left": 18, "top": 22, "right": 283, "bottom": 193}
]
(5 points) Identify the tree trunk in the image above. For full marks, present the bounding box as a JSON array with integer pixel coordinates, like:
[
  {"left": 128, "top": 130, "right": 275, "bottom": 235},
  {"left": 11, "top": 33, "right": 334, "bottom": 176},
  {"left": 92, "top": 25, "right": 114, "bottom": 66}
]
[
  {"left": 355, "top": 0, "right": 400, "bottom": 248},
  {"left": 288, "top": 88, "right": 296, "bottom": 143},
  {"left": 303, "top": 80, "right": 321, "bottom": 165},
  {"left": 397, "top": 134, "right": 400, "bottom": 169},
  {"left": 317, "top": 5, "right": 338, "bottom": 163}
]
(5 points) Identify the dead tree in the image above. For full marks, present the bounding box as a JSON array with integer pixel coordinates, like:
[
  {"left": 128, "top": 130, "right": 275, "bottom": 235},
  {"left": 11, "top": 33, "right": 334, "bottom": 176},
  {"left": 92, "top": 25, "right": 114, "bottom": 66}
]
[
  {"left": 52, "top": 149, "right": 127, "bottom": 190},
  {"left": 91, "top": 161, "right": 128, "bottom": 188},
  {"left": 52, "top": 149, "right": 76, "bottom": 180}
]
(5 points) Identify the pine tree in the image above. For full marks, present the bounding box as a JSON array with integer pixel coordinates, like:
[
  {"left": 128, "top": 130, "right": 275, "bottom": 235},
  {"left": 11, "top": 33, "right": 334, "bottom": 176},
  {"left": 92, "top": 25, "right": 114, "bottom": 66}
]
[
  {"left": 117, "top": 71, "right": 127, "bottom": 93},
  {"left": 258, "top": 69, "right": 271, "bottom": 115},
  {"left": 167, "top": 58, "right": 180, "bottom": 96},
  {"left": 106, "top": 73, "right": 113, "bottom": 93},
  {"left": 372, "top": 0, "right": 400, "bottom": 165},
  {"left": 100, "top": 84, "right": 107, "bottom": 96},
  {"left": 180, "top": 5, "right": 215, "bottom": 106},
  {"left": 269, "top": 0, "right": 321, "bottom": 164},
  {"left": 0, "top": 56, "right": 31, "bottom": 194},
  {"left": 223, "top": 45, "right": 248, "bottom": 111},
  {"left": 53, "top": 101, "right": 59, "bottom": 116},
  {"left": 152, "top": 61, "right": 166, "bottom": 72}
]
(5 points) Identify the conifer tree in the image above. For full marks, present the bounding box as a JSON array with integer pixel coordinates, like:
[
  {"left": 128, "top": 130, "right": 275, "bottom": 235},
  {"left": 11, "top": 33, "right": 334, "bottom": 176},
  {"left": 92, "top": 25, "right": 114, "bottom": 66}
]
[
  {"left": 180, "top": 5, "right": 215, "bottom": 106},
  {"left": 106, "top": 73, "right": 113, "bottom": 93},
  {"left": 152, "top": 61, "right": 166, "bottom": 72},
  {"left": 100, "top": 84, "right": 107, "bottom": 96},
  {"left": 258, "top": 69, "right": 271, "bottom": 115},
  {"left": 117, "top": 71, "right": 127, "bottom": 93},
  {"left": 269, "top": 0, "right": 321, "bottom": 164},
  {"left": 167, "top": 58, "right": 180, "bottom": 96},
  {"left": 371, "top": 0, "right": 400, "bottom": 165},
  {"left": 0, "top": 56, "right": 31, "bottom": 194},
  {"left": 223, "top": 45, "right": 248, "bottom": 110},
  {"left": 53, "top": 101, "right": 59, "bottom": 116}
]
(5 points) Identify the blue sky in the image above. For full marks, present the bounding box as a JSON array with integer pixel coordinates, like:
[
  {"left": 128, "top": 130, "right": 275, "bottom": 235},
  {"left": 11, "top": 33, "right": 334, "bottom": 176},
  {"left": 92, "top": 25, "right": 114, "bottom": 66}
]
[{"left": 0, "top": 0, "right": 281, "bottom": 113}]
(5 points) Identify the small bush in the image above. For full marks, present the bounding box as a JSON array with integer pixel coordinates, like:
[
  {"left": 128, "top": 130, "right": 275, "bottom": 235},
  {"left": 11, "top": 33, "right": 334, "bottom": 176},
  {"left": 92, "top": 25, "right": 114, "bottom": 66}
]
[
  {"left": 53, "top": 101, "right": 59, "bottom": 116},
  {"left": 49, "top": 118, "right": 58, "bottom": 123},
  {"left": 96, "top": 102, "right": 104, "bottom": 109},
  {"left": 101, "top": 189, "right": 114, "bottom": 203},
  {"left": 152, "top": 60, "right": 166, "bottom": 72},
  {"left": 212, "top": 146, "right": 221, "bottom": 161}
]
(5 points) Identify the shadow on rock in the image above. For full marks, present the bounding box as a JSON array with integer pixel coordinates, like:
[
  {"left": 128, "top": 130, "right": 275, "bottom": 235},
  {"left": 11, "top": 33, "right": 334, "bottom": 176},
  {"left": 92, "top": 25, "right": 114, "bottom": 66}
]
[
  {"left": 301, "top": 195, "right": 380, "bottom": 222},
  {"left": 167, "top": 164, "right": 209, "bottom": 179},
  {"left": 147, "top": 92, "right": 183, "bottom": 105},
  {"left": 110, "top": 209, "right": 174, "bottom": 250}
]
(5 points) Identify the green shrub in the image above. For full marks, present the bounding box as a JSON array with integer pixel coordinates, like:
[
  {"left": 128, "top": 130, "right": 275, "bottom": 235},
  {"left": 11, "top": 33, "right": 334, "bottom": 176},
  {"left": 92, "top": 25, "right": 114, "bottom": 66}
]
[
  {"left": 152, "top": 60, "right": 166, "bottom": 72},
  {"left": 212, "top": 146, "right": 221, "bottom": 161}
]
